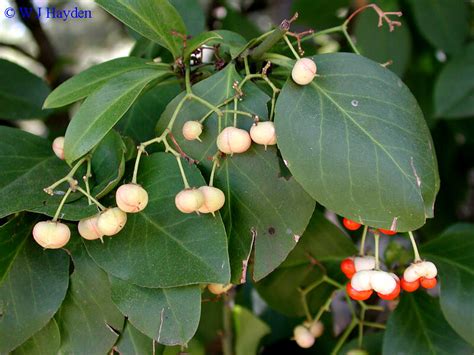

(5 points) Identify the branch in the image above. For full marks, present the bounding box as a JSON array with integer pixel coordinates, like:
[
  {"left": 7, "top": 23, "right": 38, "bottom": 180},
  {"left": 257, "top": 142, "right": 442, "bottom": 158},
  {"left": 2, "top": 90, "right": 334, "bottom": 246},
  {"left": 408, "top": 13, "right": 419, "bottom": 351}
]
[{"left": 0, "top": 42, "right": 36, "bottom": 60}]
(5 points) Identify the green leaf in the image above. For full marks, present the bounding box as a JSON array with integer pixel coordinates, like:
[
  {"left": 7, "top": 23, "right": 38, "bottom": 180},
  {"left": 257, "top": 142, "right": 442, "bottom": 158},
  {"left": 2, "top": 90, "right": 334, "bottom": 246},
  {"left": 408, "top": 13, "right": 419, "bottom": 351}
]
[
  {"left": 275, "top": 53, "right": 439, "bottom": 232},
  {"left": 0, "top": 217, "right": 69, "bottom": 353},
  {"left": 210, "top": 30, "right": 247, "bottom": 59},
  {"left": 64, "top": 69, "right": 168, "bottom": 163},
  {"left": 407, "top": 0, "right": 469, "bottom": 55},
  {"left": 116, "top": 322, "right": 161, "bottom": 355},
  {"left": 86, "top": 153, "right": 230, "bottom": 288},
  {"left": 383, "top": 292, "right": 472, "bottom": 354},
  {"left": 292, "top": 0, "right": 350, "bottom": 29},
  {"left": 0, "top": 126, "right": 78, "bottom": 219},
  {"left": 28, "top": 197, "right": 99, "bottom": 222},
  {"left": 156, "top": 65, "right": 315, "bottom": 282},
  {"left": 91, "top": 130, "right": 126, "bottom": 199},
  {"left": 43, "top": 57, "right": 153, "bottom": 108},
  {"left": 110, "top": 277, "right": 201, "bottom": 346},
  {"left": 117, "top": 82, "right": 182, "bottom": 142},
  {"left": 169, "top": 0, "right": 205, "bottom": 36},
  {"left": 12, "top": 319, "right": 61, "bottom": 355},
  {"left": 184, "top": 32, "right": 223, "bottom": 60},
  {"left": 233, "top": 305, "right": 270, "bottom": 355},
  {"left": 0, "top": 59, "right": 51, "bottom": 119},
  {"left": 422, "top": 224, "right": 474, "bottom": 346},
  {"left": 353, "top": 0, "right": 412, "bottom": 76},
  {"left": 56, "top": 237, "right": 124, "bottom": 354},
  {"left": 0, "top": 215, "right": 31, "bottom": 284},
  {"left": 255, "top": 211, "right": 356, "bottom": 316},
  {"left": 96, "top": 0, "right": 186, "bottom": 59},
  {"left": 434, "top": 43, "right": 474, "bottom": 119}
]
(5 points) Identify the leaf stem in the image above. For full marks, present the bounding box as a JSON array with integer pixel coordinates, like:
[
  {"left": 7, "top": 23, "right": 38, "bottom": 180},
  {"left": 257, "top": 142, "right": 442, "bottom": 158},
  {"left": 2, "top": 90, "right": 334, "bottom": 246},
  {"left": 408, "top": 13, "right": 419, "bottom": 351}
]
[
  {"left": 75, "top": 185, "right": 106, "bottom": 210},
  {"left": 374, "top": 232, "right": 380, "bottom": 269},
  {"left": 175, "top": 156, "right": 190, "bottom": 188},
  {"left": 84, "top": 158, "right": 92, "bottom": 205},
  {"left": 341, "top": 26, "right": 361, "bottom": 55},
  {"left": 185, "top": 63, "right": 192, "bottom": 94},
  {"left": 359, "top": 225, "right": 368, "bottom": 256},
  {"left": 283, "top": 35, "right": 300, "bottom": 59},
  {"left": 52, "top": 188, "right": 72, "bottom": 221},
  {"left": 408, "top": 231, "right": 421, "bottom": 262},
  {"left": 44, "top": 156, "right": 88, "bottom": 194},
  {"left": 209, "top": 156, "right": 219, "bottom": 187}
]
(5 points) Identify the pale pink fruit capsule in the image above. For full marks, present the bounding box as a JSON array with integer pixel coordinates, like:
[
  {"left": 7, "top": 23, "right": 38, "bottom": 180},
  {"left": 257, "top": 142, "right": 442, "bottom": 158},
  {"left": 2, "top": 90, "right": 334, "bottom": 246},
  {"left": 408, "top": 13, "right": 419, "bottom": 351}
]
[
  {"left": 293, "top": 325, "right": 315, "bottom": 348},
  {"left": 33, "top": 221, "right": 70, "bottom": 249},
  {"left": 97, "top": 208, "right": 127, "bottom": 236},
  {"left": 52, "top": 136, "right": 65, "bottom": 160},
  {"left": 308, "top": 320, "right": 324, "bottom": 338},
  {"left": 78, "top": 215, "right": 103, "bottom": 240},
  {"left": 208, "top": 283, "right": 232, "bottom": 295},
  {"left": 175, "top": 188, "right": 205, "bottom": 213},
  {"left": 182, "top": 121, "right": 203, "bottom": 141},
  {"left": 216, "top": 127, "right": 251, "bottom": 154},
  {"left": 116, "top": 183, "right": 149, "bottom": 213},
  {"left": 351, "top": 270, "right": 374, "bottom": 291},
  {"left": 197, "top": 186, "right": 225, "bottom": 215},
  {"left": 250, "top": 121, "right": 277, "bottom": 149},
  {"left": 292, "top": 58, "right": 317, "bottom": 85}
]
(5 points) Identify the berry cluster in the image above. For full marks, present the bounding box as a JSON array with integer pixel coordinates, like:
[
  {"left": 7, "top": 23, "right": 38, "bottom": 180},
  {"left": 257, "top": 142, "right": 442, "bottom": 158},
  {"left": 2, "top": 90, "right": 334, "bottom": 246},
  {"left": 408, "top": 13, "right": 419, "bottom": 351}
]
[
  {"left": 340, "top": 218, "right": 438, "bottom": 301},
  {"left": 293, "top": 320, "right": 324, "bottom": 348},
  {"left": 175, "top": 186, "right": 225, "bottom": 215}
]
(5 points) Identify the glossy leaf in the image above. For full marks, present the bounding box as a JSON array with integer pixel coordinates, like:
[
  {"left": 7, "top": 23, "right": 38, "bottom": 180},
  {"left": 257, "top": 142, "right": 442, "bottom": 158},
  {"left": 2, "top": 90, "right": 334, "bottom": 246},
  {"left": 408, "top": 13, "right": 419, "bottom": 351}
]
[
  {"left": 0, "top": 126, "right": 79, "bottom": 219},
  {"left": 43, "top": 57, "right": 153, "bottom": 108},
  {"left": 0, "top": 220, "right": 69, "bottom": 353},
  {"left": 111, "top": 277, "right": 201, "bottom": 346},
  {"left": 86, "top": 153, "right": 230, "bottom": 288},
  {"left": 96, "top": 0, "right": 186, "bottom": 59},
  {"left": 383, "top": 292, "right": 472, "bottom": 354},
  {"left": 407, "top": 0, "right": 469, "bottom": 55},
  {"left": 255, "top": 212, "right": 356, "bottom": 316},
  {"left": 169, "top": 0, "right": 205, "bottom": 36},
  {"left": 64, "top": 69, "right": 168, "bottom": 163},
  {"left": 28, "top": 198, "right": 99, "bottom": 222},
  {"left": 210, "top": 30, "right": 247, "bottom": 59},
  {"left": 56, "top": 237, "right": 124, "bottom": 354},
  {"left": 12, "top": 319, "right": 61, "bottom": 355},
  {"left": 275, "top": 53, "right": 439, "bottom": 232},
  {"left": 184, "top": 32, "right": 223, "bottom": 60},
  {"left": 91, "top": 130, "right": 126, "bottom": 198},
  {"left": 234, "top": 305, "right": 270, "bottom": 355},
  {"left": 422, "top": 224, "right": 474, "bottom": 346},
  {"left": 292, "top": 0, "right": 350, "bottom": 29},
  {"left": 354, "top": 0, "right": 411, "bottom": 76},
  {"left": 0, "top": 214, "right": 32, "bottom": 284},
  {"left": 0, "top": 59, "right": 51, "bottom": 119},
  {"left": 116, "top": 323, "right": 159, "bottom": 355},
  {"left": 117, "top": 82, "right": 182, "bottom": 142},
  {"left": 434, "top": 43, "right": 474, "bottom": 119},
  {"left": 156, "top": 64, "right": 315, "bottom": 282}
]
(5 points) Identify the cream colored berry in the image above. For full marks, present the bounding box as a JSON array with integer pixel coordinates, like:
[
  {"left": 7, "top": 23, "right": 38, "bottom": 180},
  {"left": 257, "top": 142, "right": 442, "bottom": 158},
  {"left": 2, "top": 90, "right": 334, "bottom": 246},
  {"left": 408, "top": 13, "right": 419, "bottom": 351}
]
[
  {"left": 293, "top": 325, "right": 315, "bottom": 348},
  {"left": 216, "top": 127, "right": 251, "bottom": 154},
  {"left": 198, "top": 186, "right": 225, "bottom": 215},
  {"left": 354, "top": 256, "right": 375, "bottom": 272},
  {"left": 33, "top": 221, "right": 70, "bottom": 249},
  {"left": 250, "top": 121, "right": 277, "bottom": 149},
  {"left": 208, "top": 283, "right": 232, "bottom": 295},
  {"left": 78, "top": 215, "right": 103, "bottom": 241},
  {"left": 97, "top": 208, "right": 127, "bottom": 236},
  {"left": 370, "top": 270, "right": 397, "bottom": 295},
  {"left": 308, "top": 320, "right": 324, "bottom": 338},
  {"left": 423, "top": 261, "right": 437, "bottom": 279},
  {"left": 175, "top": 188, "right": 205, "bottom": 213},
  {"left": 182, "top": 121, "right": 203, "bottom": 141},
  {"left": 52, "top": 136, "right": 65, "bottom": 160},
  {"left": 403, "top": 262, "right": 426, "bottom": 282},
  {"left": 292, "top": 58, "right": 317, "bottom": 85},
  {"left": 116, "top": 183, "right": 149, "bottom": 213}
]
